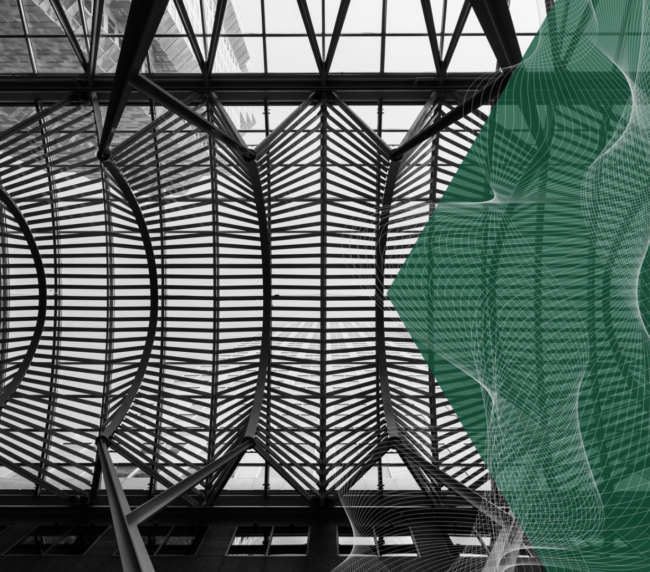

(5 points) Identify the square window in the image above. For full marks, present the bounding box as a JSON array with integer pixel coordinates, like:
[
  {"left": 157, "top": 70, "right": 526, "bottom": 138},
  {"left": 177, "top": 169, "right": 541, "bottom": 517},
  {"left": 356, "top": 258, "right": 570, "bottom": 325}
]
[
  {"left": 6, "top": 525, "right": 71, "bottom": 555},
  {"left": 227, "top": 525, "right": 309, "bottom": 556},
  {"left": 6, "top": 524, "right": 107, "bottom": 556},
  {"left": 157, "top": 526, "right": 208, "bottom": 556},
  {"left": 139, "top": 525, "right": 173, "bottom": 555},
  {"left": 268, "top": 525, "right": 309, "bottom": 556},
  {"left": 48, "top": 525, "right": 109, "bottom": 555},
  {"left": 337, "top": 525, "right": 376, "bottom": 556},
  {"left": 228, "top": 525, "right": 272, "bottom": 556}
]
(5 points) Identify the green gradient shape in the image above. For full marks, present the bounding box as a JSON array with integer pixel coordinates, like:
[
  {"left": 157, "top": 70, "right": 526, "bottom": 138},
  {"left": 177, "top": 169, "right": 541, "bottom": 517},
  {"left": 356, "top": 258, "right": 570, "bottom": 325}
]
[{"left": 389, "top": 0, "right": 650, "bottom": 570}]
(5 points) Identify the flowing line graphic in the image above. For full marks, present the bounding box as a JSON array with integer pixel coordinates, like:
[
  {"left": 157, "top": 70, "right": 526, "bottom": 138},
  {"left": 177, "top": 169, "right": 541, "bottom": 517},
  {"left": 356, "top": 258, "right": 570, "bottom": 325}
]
[{"left": 388, "top": 0, "right": 650, "bottom": 570}]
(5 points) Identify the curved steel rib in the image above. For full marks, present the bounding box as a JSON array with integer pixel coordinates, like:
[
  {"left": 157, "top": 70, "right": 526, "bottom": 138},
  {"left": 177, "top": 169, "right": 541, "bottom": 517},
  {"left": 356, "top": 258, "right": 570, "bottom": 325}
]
[
  {"left": 0, "top": 186, "right": 47, "bottom": 409},
  {"left": 99, "top": 160, "right": 159, "bottom": 439}
]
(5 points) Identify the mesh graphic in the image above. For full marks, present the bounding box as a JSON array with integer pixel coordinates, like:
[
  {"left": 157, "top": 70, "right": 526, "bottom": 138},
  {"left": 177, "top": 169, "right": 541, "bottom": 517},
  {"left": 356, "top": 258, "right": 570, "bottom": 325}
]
[{"left": 390, "top": 0, "right": 650, "bottom": 570}]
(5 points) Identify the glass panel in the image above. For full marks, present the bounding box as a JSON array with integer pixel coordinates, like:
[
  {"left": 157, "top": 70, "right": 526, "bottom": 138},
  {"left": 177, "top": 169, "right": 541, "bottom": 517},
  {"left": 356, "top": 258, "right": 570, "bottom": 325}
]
[
  {"left": 149, "top": 37, "right": 201, "bottom": 72},
  {"left": 348, "top": 105, "right": 378, "bottom": 131},
  {"left": 384, "top": 36, "right": 435, "bottom": 72},
  {"left": 338, "top": 526, "right": 376, "bottom": 556},
  {"left": 268, "top": 525, "right": 309, "bottom": 556},
  {"left": 0, "top": 107, "right": 35, "bottom": 132},
  {"left": 156, "top": 2, "right": 186, "bottom": 34},
  {"left": 377, "top": 534, "right": 418, "bottom": 556},
  {"left": 264, "top": 0, "right": 305, "bottom": 33},
  {"left": 0, "top": 0, "right": 24, "bottom": 35},
  {"left": 157, "top": 525, "right": 208, "bottom": 555},
  {"left": 266, "top": 37, "right": 319, "bottom": 72},
  {"left": 386, "top": 0, "right": 426, "bottom": 33},
  {"left": 0, "top": 38, "right": 33, "bottom": 72},
  {"left": 329, "top": 37, "right": 380, "bottom": 73},
  {"left": 446, "top": 36, "right": 496, "bottom": 72},
  {"left": 510, "top": 0, "right": 545, "bottom": 33},
  {"left": 6, "top": 525, "right": 71, "bottom": 555},
  {"left": 340, "top": 0, "right": 382, "bottom": 33},
  {"left": 48, "top": 525, "right": 108, "bottom": 555},
  {"left": 32, "top": 36, "right": 84, "bottom": 72},
  {"left": 139, "top": 525, "right": 172, "bottom": 556},
  {"left": 213, "top": 36, "right": 262, "bottom": 72},
  {"left": 96, "top": 36, "right": 121, "bottom": 72},
  {"left": 228, "top": 525, "right": 272, "bottom": 556},
  {"left": 24, "top": 0, "right": 65, "bottom": 35},
  {"left": 382, "top": 105, "right": 423, "bottom": 130}
]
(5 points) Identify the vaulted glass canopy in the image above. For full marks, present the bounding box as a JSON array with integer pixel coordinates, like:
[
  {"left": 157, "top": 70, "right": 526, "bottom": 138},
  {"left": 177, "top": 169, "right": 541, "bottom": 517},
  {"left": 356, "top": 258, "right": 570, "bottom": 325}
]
[{"left": 0, "top": 0, "right": 554, "bottom": 570}]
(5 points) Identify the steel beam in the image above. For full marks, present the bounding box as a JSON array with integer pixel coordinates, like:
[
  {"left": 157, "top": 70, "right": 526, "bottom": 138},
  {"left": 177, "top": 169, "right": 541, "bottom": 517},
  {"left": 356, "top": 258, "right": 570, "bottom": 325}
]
[
  {"left": 324, "top": 0, "right": 351, "bottom": 76},
  {"left": 129, "top": 74, "right": 255, "bottom": 159},
  {"left": 468, "top": 0, "right": 522, "bottom": 68},
  {"left": 126, "top": 441, "right": 252, "bottom": 526},
  {"left": 0, "top": 72, "right": 532, "bottom": 104},
  {"left": 297, "top": 0, "right": 324, "bottom": 75},
  {"left": 100, "top": 161, "right": 159, "bottom": 438},
  {"left": 375, "top": 160, "right": 401, "bottom": 439},
  {"left": 49, "top": 0, "right": 88, "bottom": 72},
  {"left": 97, "top": 0, "right": 171, "bottom": 159},
  {"left": 206, "top": 0, "right": 228, "bottom": 77},
  {"left": 0, "top": 186, "right": 47, "bottom": 410},
  {"left": 443, "top": 0, "right": 471, "bottom": 72},
  {"left": 172, "top": 0, "right": 206, "bottom": 74},
  {"left": 97, "top": 438, "right": 155, "bottom": 572},
  {"left": 420, "top": 0, "right": 443, "bottom": 75},
  {"left": 89, "top": 0, "right": 103, "bottom": 76},
  {"left": 391, "top": 67, "right": 515, "bottom": 158}
]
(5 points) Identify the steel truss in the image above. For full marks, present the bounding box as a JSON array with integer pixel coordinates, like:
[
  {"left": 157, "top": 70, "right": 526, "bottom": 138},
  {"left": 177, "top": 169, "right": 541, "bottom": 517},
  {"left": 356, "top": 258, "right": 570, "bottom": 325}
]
[{"left": 0, "top": 0, "right": 533, "bottom": 570}]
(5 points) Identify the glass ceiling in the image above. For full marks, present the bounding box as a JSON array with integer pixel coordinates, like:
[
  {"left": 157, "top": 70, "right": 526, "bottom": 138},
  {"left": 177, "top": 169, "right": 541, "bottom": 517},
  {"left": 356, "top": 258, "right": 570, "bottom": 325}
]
[
  {"left": 0, "top": 0, "right": 552, "bottom": 505},
  {"left": 0, "top": 0, "right": 546, "bottom": 75}
]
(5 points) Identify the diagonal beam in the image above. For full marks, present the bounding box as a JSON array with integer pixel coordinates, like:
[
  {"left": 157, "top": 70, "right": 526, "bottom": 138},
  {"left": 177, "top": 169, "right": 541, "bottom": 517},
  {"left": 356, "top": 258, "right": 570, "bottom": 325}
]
[
  {"left": 126, "top": 441, "right": 252, "bottom": 526},
  {"left": 390, "top": 67, "right": 515, "bottom": 158},
  {"left": 50, "top": 0, "right": 88, "bottom": 72},
  {"left": 89, "top": 0, "right": 103, "bottom": 76},
  {"left": 172, "top": 0, "right": 205, "bottom": 74},
  {"left": 206, "top": 0, "right": 228, "bottom": 77},
  {"left": 443, "top": 0, "right": 471, "bottom": 72},
  {"left": 420, "top": 0, "right": 443, "bottom": 75},
  {"left": 297, "top": 0, "right": 324, "bottom": 75},
  {"left": 129, "top": 74, "right": 254, "bottom": 159},
  {"left": 468, "top": 0, "right": 522, "bottom": 68},
  {"left": 323, "top": 0, "right": 351, "bottom": 76},
  {"left": 97, "top": 0, "right": 170, "bottom": 159},
  {"left": 97, "top": 439, "right": 155, "bottom": 572}
]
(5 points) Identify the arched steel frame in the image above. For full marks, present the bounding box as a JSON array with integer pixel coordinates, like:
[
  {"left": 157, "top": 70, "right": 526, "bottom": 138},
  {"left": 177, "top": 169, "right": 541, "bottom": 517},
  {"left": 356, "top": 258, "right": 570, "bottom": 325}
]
[{"left": 0, "top": 0, "right": 530, "bottom": 568}]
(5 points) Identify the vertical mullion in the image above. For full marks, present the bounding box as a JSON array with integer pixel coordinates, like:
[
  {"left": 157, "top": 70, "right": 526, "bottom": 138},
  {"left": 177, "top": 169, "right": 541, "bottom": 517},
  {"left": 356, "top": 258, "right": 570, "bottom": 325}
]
[
  {"left": 34, "top": 101, "right": 61, "bottom": 497},
  {"left": 208, "top": 101, "right": 220, "bottom": 479},
  {"left": 16, "top": 0, "right": 37, "bottom": 73},
  {"left": 148, "top": 101, "right": 165, "bottom": 498},
  {"left": 318, "top": 99, "right": 327, "bottom": 498},
  {"left": 380, "top": 0, "right": 387, "bottom": 73},
  {"left": 261, "top": 0, "right": 268, "bottom": 73},
  {"left": 262, "top": 100, "right": 271, "bottom": 497},
  {"left": 428, "top": 100, "right": 441, "bottom": 466}
]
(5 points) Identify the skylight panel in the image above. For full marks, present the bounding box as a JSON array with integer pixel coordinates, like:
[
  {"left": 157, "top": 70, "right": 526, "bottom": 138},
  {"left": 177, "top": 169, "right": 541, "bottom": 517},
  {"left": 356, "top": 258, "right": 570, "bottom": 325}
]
[
  {"left": 264, "top": 0, "right": 306, "bottom": 34},
  {"left": 385, "top": 0, "right": 427, "bottom": 34},
  {"left": 510, "top": 0, "right": 546, "bottom": 33},
  {"left": 266, "top": 37, "right": 319, "bottom": 72},
  {"left": 329, "top": 37, "right": 381, "bottom": 73},
  {"left": 0, "top": 38, "right": 33, "bottom": 72},
  {"left": 340, "top": 0, "right": 382, "bottom": 34},
  {"left": 447, "top": 36, "right": 497, "bottom": 72},
  {"left": 384, "top": 36, "right": 435, "bottom": 72}
]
